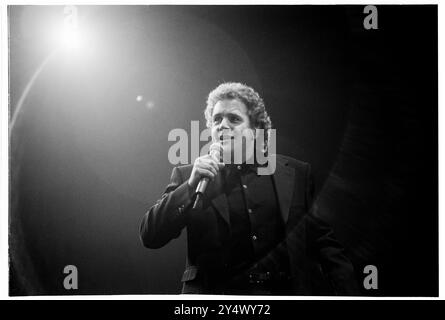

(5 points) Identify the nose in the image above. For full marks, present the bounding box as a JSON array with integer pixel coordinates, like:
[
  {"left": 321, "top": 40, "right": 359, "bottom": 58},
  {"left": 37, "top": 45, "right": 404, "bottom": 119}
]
[{"left": 218, "top": 117, "right": 231, "bottom": 131}]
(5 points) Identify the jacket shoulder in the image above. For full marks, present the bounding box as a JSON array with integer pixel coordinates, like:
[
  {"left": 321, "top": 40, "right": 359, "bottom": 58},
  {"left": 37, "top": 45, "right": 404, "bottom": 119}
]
[
  {"left": 173, "top": 164, "right": 194, "bottom": 180},
  {"left": 276, "top": 154, "right": 310, "bottom": 171}
]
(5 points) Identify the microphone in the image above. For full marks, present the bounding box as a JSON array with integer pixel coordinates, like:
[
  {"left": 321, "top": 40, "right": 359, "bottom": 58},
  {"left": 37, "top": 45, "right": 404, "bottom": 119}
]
[{"left": 192, "top": 143, "right": 222, "bottom": 210}]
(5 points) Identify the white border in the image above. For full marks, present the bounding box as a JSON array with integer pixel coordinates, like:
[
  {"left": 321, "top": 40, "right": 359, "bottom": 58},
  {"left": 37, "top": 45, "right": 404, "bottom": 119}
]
[
  {"left": 438, "top": 0, "right": 443, "bottom": 301},
  {"left": 0, "top": 2, "right": 9, "bottom": 300},
  {"left": 0, "top": 1, "right": 442, "bottom": 4},
  {"left": 0, "top": 0, "right": 442, "bottom": 300}
]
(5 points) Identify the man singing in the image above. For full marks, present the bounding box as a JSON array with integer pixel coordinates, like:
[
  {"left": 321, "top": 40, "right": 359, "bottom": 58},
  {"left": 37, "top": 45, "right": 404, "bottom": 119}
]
[{"left": 140, "top": 82, "right": 359, "bottom": 295}]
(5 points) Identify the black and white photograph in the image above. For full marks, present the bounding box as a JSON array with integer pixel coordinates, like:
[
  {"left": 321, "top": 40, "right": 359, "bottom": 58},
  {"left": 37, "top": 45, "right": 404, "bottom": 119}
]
[{"left": 7, "top": 4, "right": 438, "bottom": 297}]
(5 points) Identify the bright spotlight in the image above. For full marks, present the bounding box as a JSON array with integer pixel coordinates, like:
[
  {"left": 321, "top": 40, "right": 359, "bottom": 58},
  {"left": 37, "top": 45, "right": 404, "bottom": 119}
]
[
  {"left": 60, "top": 5, "right": 82, "bottom": 50},
  {"left": 60, "top": 26, "right": 82, "bottom": 50}
]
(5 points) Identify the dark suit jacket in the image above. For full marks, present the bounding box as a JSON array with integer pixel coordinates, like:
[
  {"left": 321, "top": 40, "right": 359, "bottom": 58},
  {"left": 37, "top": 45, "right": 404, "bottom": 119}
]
[{"left": 140, "top": 154, "right": 359, "bottom": 295}]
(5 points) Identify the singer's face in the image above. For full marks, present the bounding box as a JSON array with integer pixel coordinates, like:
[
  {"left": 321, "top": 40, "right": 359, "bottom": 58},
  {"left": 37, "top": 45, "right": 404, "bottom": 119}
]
[{"left": 211, "top": 99, "right": 255, "bottom": 164}]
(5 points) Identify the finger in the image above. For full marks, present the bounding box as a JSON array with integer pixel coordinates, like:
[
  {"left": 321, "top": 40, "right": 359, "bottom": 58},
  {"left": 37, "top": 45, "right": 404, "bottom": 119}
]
[
  {"left": 204, "top": 156, "right": 225, "bottom": 170},
  {"left": 201, "top": 164, "right": 217, "bottom": 177},
  {"left": 197, "top": 159, "right": 217, "bottom": 173},
  {"left": 197, "top": 168, "right": 216, "bottom": 181},
  {"left": 201, "top": 158, "right": 220, "bottom": 173}
]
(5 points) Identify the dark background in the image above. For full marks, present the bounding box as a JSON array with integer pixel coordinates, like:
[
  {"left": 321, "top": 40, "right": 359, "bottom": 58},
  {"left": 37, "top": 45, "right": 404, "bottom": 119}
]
[{"left": 9, "top": 5, "right": 437, "bottom": 296}]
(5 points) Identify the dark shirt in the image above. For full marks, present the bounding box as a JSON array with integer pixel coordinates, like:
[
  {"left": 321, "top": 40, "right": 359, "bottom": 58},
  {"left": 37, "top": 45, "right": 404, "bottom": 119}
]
[{"left": 222, "top": 163, "right": 291, "bottom": 294}]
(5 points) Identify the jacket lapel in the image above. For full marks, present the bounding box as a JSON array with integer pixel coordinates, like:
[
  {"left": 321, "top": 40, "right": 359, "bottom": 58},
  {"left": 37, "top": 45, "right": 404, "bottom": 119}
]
[
  {"left": 209, "top": 171, "right": 230, "bottom": 226},
  {"left": 181, "top": 164, "right": 230, "bottom": 226},
  {"left": 272, "top": 156, "right": 296, "bottom": 224},
  {"left": 211, "top": 193, "right": 230, "bottom": 226}
]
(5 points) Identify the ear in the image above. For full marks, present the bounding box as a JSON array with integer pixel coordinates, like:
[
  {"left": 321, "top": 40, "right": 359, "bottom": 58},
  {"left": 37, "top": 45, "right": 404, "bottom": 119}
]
[
  {"left": 254, "top": 128, "right": 268, "bottom": 154},
  {"left": 262, "top": 128, "right": 270, "bottom": 154}
]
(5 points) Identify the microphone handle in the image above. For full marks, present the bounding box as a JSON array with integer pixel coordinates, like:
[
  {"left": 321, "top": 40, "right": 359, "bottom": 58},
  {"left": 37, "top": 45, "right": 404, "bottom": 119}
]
[
  {"left": 195, "top": 177, "right": 210, "bottom": 195},
  {"left": 192, "top": 146, "right": 221, "bottom": 209},
  {"left": 193, "top": 177, "right": 209, "bottom": 210}
]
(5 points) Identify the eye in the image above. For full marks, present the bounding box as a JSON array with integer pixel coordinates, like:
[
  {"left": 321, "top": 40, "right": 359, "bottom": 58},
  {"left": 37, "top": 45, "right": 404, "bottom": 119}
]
[
  {"left": 229, "top": 115, "right": 241, "bottom": 123},
  {"left": 213, "top": 115, "right": 222, "bottom": 124}
]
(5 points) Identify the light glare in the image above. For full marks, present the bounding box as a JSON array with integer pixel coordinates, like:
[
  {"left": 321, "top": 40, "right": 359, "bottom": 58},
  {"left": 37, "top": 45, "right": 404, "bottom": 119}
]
[{"left": 60, "top": 26, "right": 82, "bottom": 50}]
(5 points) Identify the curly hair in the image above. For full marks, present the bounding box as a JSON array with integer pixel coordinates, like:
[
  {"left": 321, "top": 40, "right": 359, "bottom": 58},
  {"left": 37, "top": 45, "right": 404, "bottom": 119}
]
[{"left": 204, "top": 82, "right": 272, "bottom": 133}]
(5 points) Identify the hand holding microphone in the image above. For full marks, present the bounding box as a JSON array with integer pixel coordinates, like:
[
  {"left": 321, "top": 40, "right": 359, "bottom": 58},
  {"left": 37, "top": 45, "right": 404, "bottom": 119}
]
[{"left": 188, "top": 142, "right": 225, "bottom": 209}]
